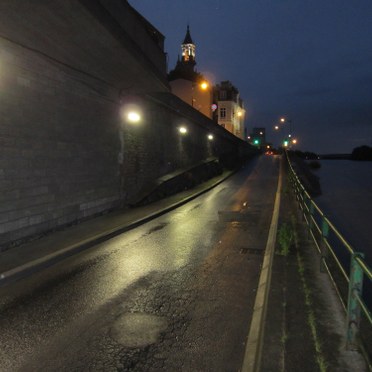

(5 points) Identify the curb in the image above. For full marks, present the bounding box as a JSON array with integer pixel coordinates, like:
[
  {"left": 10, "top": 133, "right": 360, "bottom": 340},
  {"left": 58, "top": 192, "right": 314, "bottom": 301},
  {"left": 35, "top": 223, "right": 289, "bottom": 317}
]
[{"left": 241, "top": 156, "right": 283, "bottom": 372}]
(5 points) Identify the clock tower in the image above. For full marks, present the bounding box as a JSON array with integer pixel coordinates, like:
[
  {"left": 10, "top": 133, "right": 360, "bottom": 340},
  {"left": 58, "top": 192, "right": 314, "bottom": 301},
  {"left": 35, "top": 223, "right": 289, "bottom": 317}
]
[
  {"left": 168, "top": 25, "right": 201, "bottom": 82},
  {"left": 181, "top": 25, "right": 196, "bottom": 65}
]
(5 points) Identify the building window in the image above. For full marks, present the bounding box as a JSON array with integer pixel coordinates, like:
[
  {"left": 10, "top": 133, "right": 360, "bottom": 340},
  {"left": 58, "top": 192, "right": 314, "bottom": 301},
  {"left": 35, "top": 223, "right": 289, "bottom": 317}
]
[
  {"left": 220, "top": 107, "right": 226, "bottom": 118},
  {"left": 220, "top": 90, "right": 227, "bottom": 100}
]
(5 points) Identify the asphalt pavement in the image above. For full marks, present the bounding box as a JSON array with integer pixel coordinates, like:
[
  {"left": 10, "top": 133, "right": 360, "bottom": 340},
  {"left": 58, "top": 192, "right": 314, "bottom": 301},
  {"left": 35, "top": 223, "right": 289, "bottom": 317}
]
[{"left": 0, "top": 155, "right": 367, "bottom": 371}]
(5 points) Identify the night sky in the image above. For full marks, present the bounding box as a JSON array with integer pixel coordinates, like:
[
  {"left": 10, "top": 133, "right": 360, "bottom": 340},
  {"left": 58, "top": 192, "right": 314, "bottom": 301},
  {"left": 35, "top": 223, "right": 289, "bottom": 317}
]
[{"left": 129, "top": 0, "right": 372, "bottom": 154}]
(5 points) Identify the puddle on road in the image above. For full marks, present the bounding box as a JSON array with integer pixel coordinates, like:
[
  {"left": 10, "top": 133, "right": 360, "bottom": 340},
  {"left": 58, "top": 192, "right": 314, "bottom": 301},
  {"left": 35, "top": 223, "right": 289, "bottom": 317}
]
[{"left": 110, "top": 312, "right": 168, "bottom": 348}]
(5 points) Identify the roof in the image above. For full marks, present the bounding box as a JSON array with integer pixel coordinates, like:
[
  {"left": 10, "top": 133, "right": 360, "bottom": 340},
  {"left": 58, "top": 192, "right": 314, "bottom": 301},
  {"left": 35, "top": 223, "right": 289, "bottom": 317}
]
[{"left": 183, "top": 25, "right": 193, "bottom": 44}]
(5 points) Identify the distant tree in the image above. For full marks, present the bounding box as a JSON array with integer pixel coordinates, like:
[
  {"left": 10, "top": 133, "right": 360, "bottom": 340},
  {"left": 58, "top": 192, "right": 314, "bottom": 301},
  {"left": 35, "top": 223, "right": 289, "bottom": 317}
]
[{"left": 351, "top": 146, "right": 372, "bottom": 161}]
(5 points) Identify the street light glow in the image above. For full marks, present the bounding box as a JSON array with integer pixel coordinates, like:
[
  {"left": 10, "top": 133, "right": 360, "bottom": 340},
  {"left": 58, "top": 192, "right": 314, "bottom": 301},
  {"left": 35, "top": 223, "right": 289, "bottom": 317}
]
[
  {"left": 280, "top": 118, "right": 286, "bottom": 123},
  {"left": 179, "top": 126, "right": 188, "bottom": 134},
  {"left": 207, "top": 134, "right": 214, "bottom": 140},
  {"left": 127, "top": 111, "right": 141, "bottom": 123},
  {"left": 200, "top": 81, "right": 208, "bottom": 90},
  {"left": 237, "top": 111, "right": 243, "bottom": 117},
  {"left": 274, "top": 125, "right": 279, "bottom": 130}
]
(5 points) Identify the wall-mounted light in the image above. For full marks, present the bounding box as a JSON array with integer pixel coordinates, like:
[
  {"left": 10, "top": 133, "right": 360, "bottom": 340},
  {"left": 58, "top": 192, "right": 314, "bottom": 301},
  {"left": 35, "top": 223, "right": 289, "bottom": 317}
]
[
  {"left": 120, "top": 101, "right": 143, "bottom": 125},
  {"left": 127, "top": 111, "right": 141, "bottom": 123}
]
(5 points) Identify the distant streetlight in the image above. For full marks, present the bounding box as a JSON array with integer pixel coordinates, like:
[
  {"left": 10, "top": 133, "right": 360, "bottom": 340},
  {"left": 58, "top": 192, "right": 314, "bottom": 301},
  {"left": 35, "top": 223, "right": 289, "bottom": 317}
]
[
  {"left": 237, "top": 111, "right": 243, "bottom": 117},
  {"left": 179, "top": 126, "right": 188, "bottom": 134},
  {"left": 274, "top": 125, "right": 279, "bottom": 130},
  {"left": 200, "top": 81, "right": 209, "bottom": 90},
  {"left": 279, "top": 116, "right": 294, "bottom": 140},
  {"left": 292, "top": 139, "right": 297, "bottom": 144},
  {"left": 207, "top": 134, "right": 214, "bottom": 140}
]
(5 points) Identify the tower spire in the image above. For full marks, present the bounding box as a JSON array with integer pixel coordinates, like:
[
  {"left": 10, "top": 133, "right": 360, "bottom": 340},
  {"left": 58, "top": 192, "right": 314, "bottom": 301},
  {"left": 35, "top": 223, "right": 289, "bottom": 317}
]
[{"left": 181, "top": 25, "right": 195, "bottom": 64}]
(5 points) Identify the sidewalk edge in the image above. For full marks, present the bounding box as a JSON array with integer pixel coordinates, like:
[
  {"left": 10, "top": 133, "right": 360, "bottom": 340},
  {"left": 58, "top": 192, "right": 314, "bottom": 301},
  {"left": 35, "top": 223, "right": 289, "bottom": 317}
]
[{"left": 241, "top": 156, "right": 283, "bottom": 372}]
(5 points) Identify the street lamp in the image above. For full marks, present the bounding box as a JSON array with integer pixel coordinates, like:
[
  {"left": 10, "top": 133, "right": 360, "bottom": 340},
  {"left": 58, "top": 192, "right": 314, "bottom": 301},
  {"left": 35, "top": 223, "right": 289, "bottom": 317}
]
[
  {"left": 207, "top": 134, "right": 214, "bottom": 140},
  {"left": 192, "top": 80, "right": 209, "bottom": 107},
  {"left": 179, "top": 126, "right": 188, "bottom": 134},
  {"left": 280, "top": 117, "right": 293, "bottom": 136},
  {"left": 200, "top": 81, "right": 209, "bottom": 90}
]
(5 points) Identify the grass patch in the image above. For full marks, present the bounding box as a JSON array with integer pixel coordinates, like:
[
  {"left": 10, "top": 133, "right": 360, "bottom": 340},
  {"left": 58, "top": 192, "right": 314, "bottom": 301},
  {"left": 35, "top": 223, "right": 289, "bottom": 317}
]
[
  {"left": 277, "top": 214, "right": 298, "bottom": 256},
  {"left": 296, "top": 247, "right": 328, "bottom": 372},
  {"left": 278, "top": 223, "right": 293, "bottom": 256}
]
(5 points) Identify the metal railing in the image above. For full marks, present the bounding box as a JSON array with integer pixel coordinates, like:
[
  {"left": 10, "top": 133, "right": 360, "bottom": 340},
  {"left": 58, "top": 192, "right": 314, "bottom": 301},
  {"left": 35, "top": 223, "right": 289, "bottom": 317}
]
[{"left": 285, "top": 152, "right": 372, "bottom": 357}]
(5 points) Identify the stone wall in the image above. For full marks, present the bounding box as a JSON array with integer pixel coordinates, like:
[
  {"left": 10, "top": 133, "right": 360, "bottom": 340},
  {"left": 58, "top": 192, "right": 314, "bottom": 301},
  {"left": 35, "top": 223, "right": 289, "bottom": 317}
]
[{"left": 0, "top": 1, "right": 255, "bottom": 249}]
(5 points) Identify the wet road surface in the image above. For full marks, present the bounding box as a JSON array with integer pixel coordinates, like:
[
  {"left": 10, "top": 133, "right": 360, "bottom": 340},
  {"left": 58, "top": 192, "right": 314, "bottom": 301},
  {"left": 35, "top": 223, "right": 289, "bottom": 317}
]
[{"left": 0, "top": 155, "right": 279, "bottom": 371}]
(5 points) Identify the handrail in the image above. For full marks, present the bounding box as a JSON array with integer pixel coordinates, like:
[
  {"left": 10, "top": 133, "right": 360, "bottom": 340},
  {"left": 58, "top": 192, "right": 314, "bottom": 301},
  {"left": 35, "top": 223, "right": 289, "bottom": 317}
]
[{"left": 285, "top": 151, "right": 372, "bottom": 353}]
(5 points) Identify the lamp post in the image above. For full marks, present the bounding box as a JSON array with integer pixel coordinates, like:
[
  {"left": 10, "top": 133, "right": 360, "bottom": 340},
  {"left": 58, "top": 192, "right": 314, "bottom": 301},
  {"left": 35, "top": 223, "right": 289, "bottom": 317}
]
[
  {"left": 280, "top": 117, "right": 293, "bottom": 137},
  {"left": 280, "top": 117, "right": 297, "bottom": 149},
  {"left": 192, "top": 80, "right": 209, "bottom": 107}
]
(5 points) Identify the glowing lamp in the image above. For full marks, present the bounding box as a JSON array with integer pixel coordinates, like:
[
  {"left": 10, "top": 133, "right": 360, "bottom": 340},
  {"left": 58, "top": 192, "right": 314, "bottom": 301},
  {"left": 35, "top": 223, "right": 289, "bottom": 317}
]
[{"left": 127, "top": 111, "right": 141, "bottom": 123}]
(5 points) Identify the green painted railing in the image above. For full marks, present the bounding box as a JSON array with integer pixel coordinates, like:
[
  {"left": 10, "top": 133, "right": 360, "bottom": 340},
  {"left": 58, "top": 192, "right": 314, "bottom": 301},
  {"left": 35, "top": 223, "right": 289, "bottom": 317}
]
[{"left": 285, "top": 152, "right": 372, "bottom": 359}]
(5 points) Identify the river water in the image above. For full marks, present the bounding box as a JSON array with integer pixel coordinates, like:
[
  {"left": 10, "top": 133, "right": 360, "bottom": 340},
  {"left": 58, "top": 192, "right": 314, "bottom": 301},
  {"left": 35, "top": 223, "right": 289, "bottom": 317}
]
[{"left": 313, "top": 160, "right": 372, "bottom": 268}]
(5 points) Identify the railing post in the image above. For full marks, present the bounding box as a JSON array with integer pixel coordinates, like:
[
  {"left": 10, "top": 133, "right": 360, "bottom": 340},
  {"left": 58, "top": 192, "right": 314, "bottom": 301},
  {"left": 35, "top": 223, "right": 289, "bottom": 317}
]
[
  {"left": 346, "top": 253, "right": 365, "bottom": 350},
  {"left": 307, "top": 203, "right": 314, "bottom": 239},
  {"left": 320, "top": 217, "right": 329, "bottom": 273}
]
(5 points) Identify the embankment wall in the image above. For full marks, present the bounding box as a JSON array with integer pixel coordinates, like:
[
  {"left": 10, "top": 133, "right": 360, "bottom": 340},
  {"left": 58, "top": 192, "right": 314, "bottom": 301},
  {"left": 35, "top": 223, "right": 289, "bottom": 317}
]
[{"left": 0, "top": 1, "right": 255, "bottom": 249}]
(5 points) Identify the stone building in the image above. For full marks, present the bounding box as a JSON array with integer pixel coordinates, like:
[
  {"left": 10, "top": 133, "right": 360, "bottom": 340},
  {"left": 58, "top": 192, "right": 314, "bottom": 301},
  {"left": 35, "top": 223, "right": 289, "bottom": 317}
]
[{"left": 213, "top": 81, "right": 246, "bottom": 140}]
